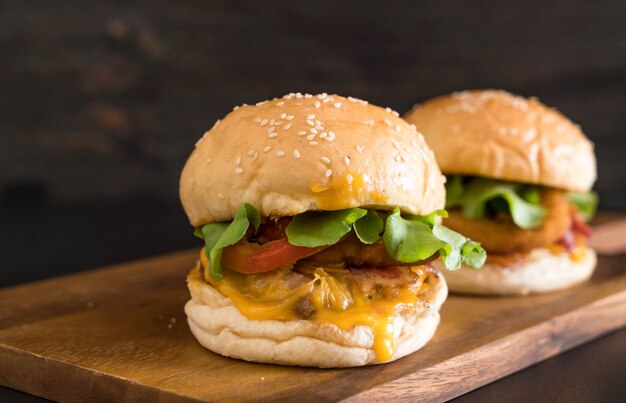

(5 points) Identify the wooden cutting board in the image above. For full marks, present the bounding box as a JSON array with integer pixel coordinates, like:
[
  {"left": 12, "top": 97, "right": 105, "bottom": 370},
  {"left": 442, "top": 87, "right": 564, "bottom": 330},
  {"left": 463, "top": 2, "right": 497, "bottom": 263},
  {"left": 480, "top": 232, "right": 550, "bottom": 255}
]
[{"left": 1, "top": 213, "right": 625, "bottom": 403}]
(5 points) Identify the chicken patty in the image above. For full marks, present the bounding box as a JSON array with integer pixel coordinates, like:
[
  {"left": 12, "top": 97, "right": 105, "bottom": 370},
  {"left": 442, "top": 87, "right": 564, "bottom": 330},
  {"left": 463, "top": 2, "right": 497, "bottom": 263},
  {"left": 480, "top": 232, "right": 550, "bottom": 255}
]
[{"left": 444, "top": 189, "right": 572, "bottom": 254}]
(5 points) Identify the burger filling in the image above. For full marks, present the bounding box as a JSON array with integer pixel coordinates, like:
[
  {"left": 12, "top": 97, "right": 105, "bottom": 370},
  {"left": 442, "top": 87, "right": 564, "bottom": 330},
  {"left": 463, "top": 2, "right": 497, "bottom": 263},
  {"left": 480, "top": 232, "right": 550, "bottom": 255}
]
[
  {"left": 444, "top": 176, "right": 598, "bottom": 267},
  {"left": 193, "top": 204, "right": 486, "bottom": 361}
]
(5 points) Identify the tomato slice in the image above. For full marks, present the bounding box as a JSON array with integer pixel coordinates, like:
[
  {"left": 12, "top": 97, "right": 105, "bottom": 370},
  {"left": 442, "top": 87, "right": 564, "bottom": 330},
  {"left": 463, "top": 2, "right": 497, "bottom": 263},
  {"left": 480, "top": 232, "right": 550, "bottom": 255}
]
[{"left": 222, "top": 238, "right": 328, "bottom": 274}]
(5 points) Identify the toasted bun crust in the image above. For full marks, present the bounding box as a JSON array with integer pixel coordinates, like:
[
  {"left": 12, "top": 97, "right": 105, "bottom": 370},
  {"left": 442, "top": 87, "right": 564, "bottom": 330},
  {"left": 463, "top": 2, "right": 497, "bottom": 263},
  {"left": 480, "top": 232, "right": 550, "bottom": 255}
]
[
  {"left": 180, "top": 93, "right": 445, "bottom": 226},
  {"left": 185, "top": 268, "right": 447, "bottom": 367},
  {"left": 432, "top": 247, "right": 596, "bottom": 295},
  {"left": 404, "top": 90, "right": 597, "bottom": 192}
]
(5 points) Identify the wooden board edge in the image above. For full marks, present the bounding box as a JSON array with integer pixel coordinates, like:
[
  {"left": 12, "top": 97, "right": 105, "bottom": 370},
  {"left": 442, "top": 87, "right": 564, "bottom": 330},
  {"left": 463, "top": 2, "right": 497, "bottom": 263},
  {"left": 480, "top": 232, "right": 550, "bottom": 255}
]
[
  {"left": 342, "top": 289, "right": 626, "bottom": 403},
  {"left": 0, "top": 345, "right": 203, "bottom": 403}
]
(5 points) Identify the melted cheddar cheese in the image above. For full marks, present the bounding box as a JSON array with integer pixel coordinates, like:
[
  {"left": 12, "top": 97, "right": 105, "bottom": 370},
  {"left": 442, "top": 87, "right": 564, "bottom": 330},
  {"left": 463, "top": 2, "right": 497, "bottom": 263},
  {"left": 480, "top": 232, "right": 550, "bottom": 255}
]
[
  {"left": 310, "top": 171, "right": 389, "bottom": 211},
  {"left": 548, "top": 240, "right": 588, "bottom": 262},
  {"left": 199, "top": 251, "right": 435, "bottom": 362}
]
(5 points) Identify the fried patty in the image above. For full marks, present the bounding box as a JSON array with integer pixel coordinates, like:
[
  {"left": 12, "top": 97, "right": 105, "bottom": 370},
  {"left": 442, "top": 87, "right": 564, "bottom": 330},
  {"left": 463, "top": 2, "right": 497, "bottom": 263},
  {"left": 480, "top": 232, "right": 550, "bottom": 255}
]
[{"left": 444, "top": 189, "right": 572, "bottom": 254}]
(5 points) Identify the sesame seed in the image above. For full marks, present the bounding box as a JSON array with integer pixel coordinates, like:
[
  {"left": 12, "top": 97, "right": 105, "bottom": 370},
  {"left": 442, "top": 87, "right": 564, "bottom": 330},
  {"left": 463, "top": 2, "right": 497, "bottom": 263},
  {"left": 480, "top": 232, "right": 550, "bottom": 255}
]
[
  {"left": 276, "top": 151, "right": 285, "bottom": 157},
  {"left": 386, "top": 107, "right": 392, "bottom": 113},
  {"left": 254, "top": 117, "right": 262, "bottom": 123},
  {"left": 321, "top": 156, "right": 331, "bottom": 164},
  {"left": 269, "top": 119, "right": 275, "bottom": 126},
  {"left": 235, "top": 168, "right": 244, "bottom": 175},
  {"left": 344, "top": 156, "right": 350, "bottom": 165},
  {"left": 293, "top": 149, "right": 301, "bottom": 158},
  {"left": 263, "top": 146, "right": 272, "bottom": 152},
  {"left": 233, "top": 105, "right": 239, "bottom": 111},
  {"left": 307, "top": 114, "right": 316, "bottom": 120},
  {"left": 325, "top": 169, "right": 332, "bottom": 177},
  {"left": 268, "top": 126, "right": 275, "bottom": 133},
  {"left": 284, "top": 123, "right": 292, "bottom": 130},
  {"left": 410, "top": 124, "right": 417, "bottom": 131},
  {"left": 307, "top": 120, "right": 315, "bottom": 126},
  {"left": 310, "top": 128, "right": 318, "bottom": 134},
  {"left": 309, "top": 141, "right": 318, "bottom": 145},
  {"left": 334, "top": 102, "right": 342, "bottom": 108},
  {"left": 395, "top": 125, "right": 401, "bottom": 132},
  {"left": 261, "top": 119, "right": 268, "bottom": 126},
  {"left": 395, "top": 154, "right": 402, "bottom": 162},
  {"left": 235, "top": 156, "right": 241, "bottom": 165},
  {"left": 256, "top": 100, "right": 267, "bottom": 106},
  {"left": 315, "top": 120, "right": 322, "bottom": 126},
  {"left": 217, "top": 193, "right": 224, "bottom": 199},
  {"left": 314, "top": 101, "right": 321, "bottom": 108},
  {"left": 297, "top": 130, "right": 307, "bottom": 136},
  {"left": 306, "top": 134, "right": 316, "bottom": 140},
  {"left": 384, "top": 119, "right": 392, "bottom": 127},
  {"left": 277, "top": 101, "right": 284, "bottom": 106},
  {"left": 327, "top": 131, "right": 336, "bottom": 141},
  {"left": 280, "top": 113, "right": 287, "bottom": 119},
  {"left": 247, "top": 150, "right": 255, "bottom": 157},
  {"left": 319, "top": 132, "right": 327, "bottom": 138},
  {"left": 392, "top": 110, "right": 399, "bottom": 117},
  {"left": 206, "top": 157, "right": 211, "bottom": 164},
  {"left": 274, "top": 120, "right": 283, "bottom": 126},
  {"left": 317, "top": 93, "right": 328, "bottom": 99},
  {"left": 346, "top": 174, "right": 354, "bottom": 185},
  {"left": 286, "top": 115, "right": 295, "bottom": 120},
  {"left": 356, "top": 145, "right": 364, "bottom": 154},
  {"left": 268, "top": 132, "right": 278, "bottom": 138}
]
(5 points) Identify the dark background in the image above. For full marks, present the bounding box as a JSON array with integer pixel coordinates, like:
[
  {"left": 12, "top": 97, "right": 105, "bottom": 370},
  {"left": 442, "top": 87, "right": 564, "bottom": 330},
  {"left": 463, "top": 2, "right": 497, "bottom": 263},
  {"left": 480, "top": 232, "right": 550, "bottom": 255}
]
[
  {"left": 1, "top": 1, "right": 625, "bottom": 401},
  {"left": 2, "top": 0, "right": 625, "bottom": 286}
]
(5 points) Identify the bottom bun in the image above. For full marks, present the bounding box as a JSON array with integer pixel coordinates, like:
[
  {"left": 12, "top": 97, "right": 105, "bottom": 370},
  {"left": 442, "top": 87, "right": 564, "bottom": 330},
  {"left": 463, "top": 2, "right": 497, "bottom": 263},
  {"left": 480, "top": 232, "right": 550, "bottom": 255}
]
[
  {"left": 433, "top": 247, "right": 597, "bottom": 296},
  {"left": 185, "top": 268, "right": 447, "bottom": 367}
]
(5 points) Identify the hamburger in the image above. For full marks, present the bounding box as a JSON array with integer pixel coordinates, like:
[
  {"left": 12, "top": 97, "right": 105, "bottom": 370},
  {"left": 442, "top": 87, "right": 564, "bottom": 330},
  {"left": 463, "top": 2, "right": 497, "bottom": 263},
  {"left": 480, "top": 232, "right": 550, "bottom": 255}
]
[
  {"left": 179, "top": 93, "right": 485, "bottom": 367},
  {"left": 404, "top": 90, "right": 598, "bottom": 295}
]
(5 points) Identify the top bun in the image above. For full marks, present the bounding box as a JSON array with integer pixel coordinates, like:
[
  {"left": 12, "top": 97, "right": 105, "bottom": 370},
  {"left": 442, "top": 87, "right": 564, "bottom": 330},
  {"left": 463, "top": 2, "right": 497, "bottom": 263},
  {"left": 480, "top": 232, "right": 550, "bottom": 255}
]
[
  {"left": 180, "top": 93, "right": 445, "bottom": 226},
  {"left": 404, "top": 90, "right": 597, "bottom": 192}
]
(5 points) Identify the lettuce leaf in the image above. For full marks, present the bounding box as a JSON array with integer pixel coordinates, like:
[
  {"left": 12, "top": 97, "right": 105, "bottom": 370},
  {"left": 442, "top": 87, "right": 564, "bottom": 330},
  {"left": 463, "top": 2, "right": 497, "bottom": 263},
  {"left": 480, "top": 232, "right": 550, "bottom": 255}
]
[
  {"left": 197, "top": 203, "right": 260, "bottom": 279},
  {"left": 446, "top": 176, "right": 547, "bottom": 229},
  {"left": 286, "top": 208, "right": 367, "bottom": 247},
  {"left": 566, "top": 191, "right": 598, "bottom": 221},
  {"left": 354, "top": 209, "right": 384, "bottom": 244},
  {"left": 195, "top": 204, "right": 487, "bottom": 278},
  {"left": 384, "top": 208, "right": 486, "bottom": 270}
]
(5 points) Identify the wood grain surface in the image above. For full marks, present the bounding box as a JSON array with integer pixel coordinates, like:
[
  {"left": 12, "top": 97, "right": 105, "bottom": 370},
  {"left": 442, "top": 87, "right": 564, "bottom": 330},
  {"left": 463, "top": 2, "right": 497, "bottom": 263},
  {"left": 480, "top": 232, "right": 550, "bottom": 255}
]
[{"left": 0, "top": 216, "right": 625, "bottom": 402}]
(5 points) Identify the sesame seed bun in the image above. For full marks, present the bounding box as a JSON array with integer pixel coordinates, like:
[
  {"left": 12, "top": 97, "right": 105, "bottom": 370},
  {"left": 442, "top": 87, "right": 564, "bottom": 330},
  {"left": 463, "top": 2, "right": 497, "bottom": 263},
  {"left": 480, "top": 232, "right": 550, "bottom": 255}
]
[
  {"left": 184, "top": 267, "right": 447, "bottom": 367},
  {"left": 403, "top": 90, "right": 597, "bottom": 192},
  {"left": 180, "top": 93, "right": 445, "bottom": 226},
  {"left": 432, "top": 247, "right": 596, "bottom": 295}
]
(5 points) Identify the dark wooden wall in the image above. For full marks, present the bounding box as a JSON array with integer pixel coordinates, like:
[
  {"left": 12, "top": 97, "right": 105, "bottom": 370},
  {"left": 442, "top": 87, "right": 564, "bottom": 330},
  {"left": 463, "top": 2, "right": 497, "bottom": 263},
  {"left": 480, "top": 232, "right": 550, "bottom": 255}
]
[{"left": 2, "top": 0, "right": 625, "bottom": 209}]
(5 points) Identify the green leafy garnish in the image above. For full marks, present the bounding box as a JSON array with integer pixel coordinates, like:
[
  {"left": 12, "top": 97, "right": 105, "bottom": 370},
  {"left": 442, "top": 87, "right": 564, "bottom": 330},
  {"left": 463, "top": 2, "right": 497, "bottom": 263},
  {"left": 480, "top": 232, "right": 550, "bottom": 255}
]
[
  {"left": 433, "top": 224, "right": 486, "bottom": 270},
  {"left": 286, "top": 208, "right": 368, "bottom": 247},
  {"left": 566, "top": 191, "right": 598, "bottom": 222},
  {"left": 197, "top": 203, "right": 260, "bottom": 279},
  {"left": 354, "top": 210, "right": 384, "bottom": 244},
  {"left": 446, "top": 176, "right": 547, "bottom": 229},
  {"left": 384, "top": 208, "right": 486, "bottom": 270},
  {"left": 384, "top": 209, "right": 446, "bottom": 262},
  {"left": 195, "top": 204, "right": 487, "bottom": 278}
]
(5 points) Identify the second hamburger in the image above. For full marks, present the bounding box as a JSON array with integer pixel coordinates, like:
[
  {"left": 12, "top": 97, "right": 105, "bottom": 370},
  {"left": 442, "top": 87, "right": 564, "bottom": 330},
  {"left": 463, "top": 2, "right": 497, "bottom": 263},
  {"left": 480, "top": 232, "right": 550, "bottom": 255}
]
[{"left": 405, "top": 90, "right": 598, "bottom": 295}]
